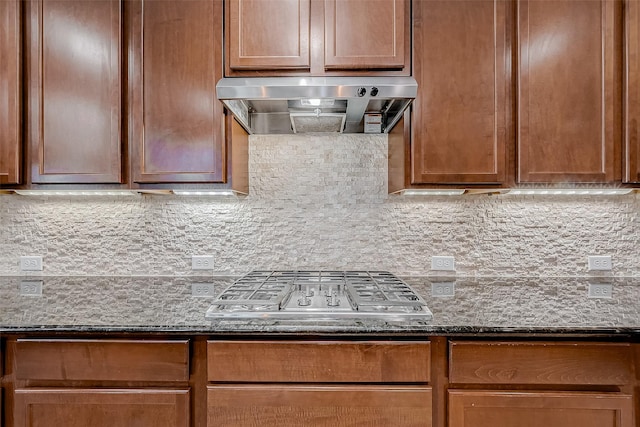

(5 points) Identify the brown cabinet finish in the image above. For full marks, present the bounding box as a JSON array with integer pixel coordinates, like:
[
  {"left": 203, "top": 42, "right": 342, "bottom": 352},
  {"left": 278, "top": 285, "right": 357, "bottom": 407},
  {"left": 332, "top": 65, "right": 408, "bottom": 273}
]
[
  {"left": 208, "top": 385, "right": 432, "bottom": 427},
  {"left": 449, "top": 341, "right": 633, "bottom": 385},
  {"left": 410, "top": 0, "right": 509, "bottom": 185},
  {"left": 625, "top": 0, "right": 640, "bottom": 183},
  {"left": 517, "top": 0, "right": 621, "bottom": 183},
  {"left": 14, "top": 339, "right": 189, "bottom": 382},
  {"left": 324, "top": 0, "right": 408, "bottom": 70},
  {"left": 226, "top": 0, "right": 311, "bottom": 71},
  {"left": 128, "top": 0, "right": 225, "bottom": 184},
  {"left": 449, "top": 390, "right": 633, "bottom": 427},
  {"left": 14, "top": 389, "right": 190, "bottom": 427},
  {"left": 208, "top": 340, "right": 430, "bottom": 383},
  {"left": 26, "top": 0, "right": 122, "bottom": 184},
  {"left": 0, "top": 0, "right": 21, "bottom": 185}
]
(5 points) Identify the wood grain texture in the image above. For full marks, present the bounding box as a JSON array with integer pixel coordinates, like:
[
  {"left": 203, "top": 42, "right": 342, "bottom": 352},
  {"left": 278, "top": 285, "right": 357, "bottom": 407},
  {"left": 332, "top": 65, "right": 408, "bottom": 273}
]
[
  {"left": 28, "top": 0, "right": 122, "bottom": 184},
  {"left": 411, "top": 0, "right": 508, "bottom": 184},
  {"left": 517, "top": 0, "right": 621, "bottom": 183},
  {"left": 449, "top": 390, "right": 633, "bottom": 427},
  {"left": 625, "top": 0, "right": 640, "bottom": 183},
  {"left": 208, "top": 340, "right": 430, "bottom": 383},
  {"left": 324, "top": 0, "right": 407, "bottom": 70},
  {"left": 0, "top": 0, "right": 21, "bottom": 185},
  {"left": 128, "top": 0, "right": 225, "bottom": 184},
  {"left": 207, "top": 385, "right": 432, "bottom": 427},
  {"left": 449, "top": 341, "right": 633, "bottom": 385},
  {"left": 229, "top": 116, "right": 249, "bottom": 193},
  {"left": 14, "top": 388, "right": 190, "bottom": 427},
  {"left": 227, "top": 0, "right": 311, "bottom": 70},
  {"left": 15, "top": 339, "right": 189, "bottom": 382}
]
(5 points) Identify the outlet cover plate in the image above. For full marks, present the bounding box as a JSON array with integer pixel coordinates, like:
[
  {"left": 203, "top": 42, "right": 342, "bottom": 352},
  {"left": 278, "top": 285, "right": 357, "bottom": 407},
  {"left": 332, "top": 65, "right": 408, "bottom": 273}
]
[
  {"left": 588, "top": 255, "right": 612, "bottom": 271},
  {"left": 191, "top": 283, "right": 216, "bottom": 297},
  {"left": 19, "top": 280, "right": 43, "bottom": 296},
  {"left": 192, "top": 255, "right": 214, "bottom": 270},
  {"left": 431, "top": 256, "right": 455, "bottom": 271},
  {"left": 20, "top": 256, "right": 43, "bottom": 271},
  {"left": 432, "top": 282, "right": 455, "bottom": 297},
  {"left": 588, "top": 283, "right": 613, "bottom": 299}
]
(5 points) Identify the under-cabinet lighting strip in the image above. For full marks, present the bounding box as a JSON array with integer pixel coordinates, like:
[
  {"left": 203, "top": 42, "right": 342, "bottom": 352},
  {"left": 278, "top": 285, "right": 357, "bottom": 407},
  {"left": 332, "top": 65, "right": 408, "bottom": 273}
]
[
  {"left": 172, "top": 190, "right": 236, "bottom": 196},
  {"left": 506, "top": 189, "right": 634, "bottom": 196},
  {"left": 14, "top": 190, "right": 139, "bottom": 196},
  {"left": 401, "top": 189, "right": 466, "bottom": 196}
]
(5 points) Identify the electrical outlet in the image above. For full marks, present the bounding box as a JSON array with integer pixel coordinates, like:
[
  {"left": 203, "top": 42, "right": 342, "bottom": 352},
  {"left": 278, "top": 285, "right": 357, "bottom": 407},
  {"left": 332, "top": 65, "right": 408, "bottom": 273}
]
[
  {"left": 20, "top": 256, "right": 43, "bottom": 271},
  {"left": 588, "top": 255, "right": 612, "bottom": 271},
  {"left": 431, "top": 256, "right": 455, "bottom": 271},
  {"left": 588, "top": 283, "right": 613, "bottom": 299},
  {"left": 431, "top": 281, "right": 455, "bottom": 297},
  {"left": 191, "top": 283, "right": 216, "bottom": 297},
  {"left": 19, "top": 280, "right": 43, "bottom": 296},
  {"left": 191, "top": 255, "right": 214, "bottom": 270}
]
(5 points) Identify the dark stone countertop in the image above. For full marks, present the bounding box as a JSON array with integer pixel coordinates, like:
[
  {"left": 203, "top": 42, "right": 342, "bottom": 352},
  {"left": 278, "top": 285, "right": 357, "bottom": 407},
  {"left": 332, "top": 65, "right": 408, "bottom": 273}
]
[{"left": 0, "top": 276, "right": 638, "bottom": 337}]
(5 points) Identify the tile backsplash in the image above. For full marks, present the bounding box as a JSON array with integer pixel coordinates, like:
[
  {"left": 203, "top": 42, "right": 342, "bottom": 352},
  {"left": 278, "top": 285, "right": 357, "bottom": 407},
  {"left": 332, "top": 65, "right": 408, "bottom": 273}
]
[{"left": 0, "top": 134, "right": 638, "bottom": 277}]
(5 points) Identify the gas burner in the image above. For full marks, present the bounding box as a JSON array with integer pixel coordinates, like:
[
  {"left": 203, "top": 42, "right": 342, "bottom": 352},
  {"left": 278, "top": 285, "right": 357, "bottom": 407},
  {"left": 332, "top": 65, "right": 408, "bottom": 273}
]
[{"left": 205, "top": 271, "right": 432, "bottom": 321}]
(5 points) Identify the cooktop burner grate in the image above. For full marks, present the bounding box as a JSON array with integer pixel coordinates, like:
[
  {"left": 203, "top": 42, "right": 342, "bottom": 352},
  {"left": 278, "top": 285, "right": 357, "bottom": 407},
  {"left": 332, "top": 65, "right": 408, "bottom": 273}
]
[{"left": 206, "top": 271, "right": 432, "bottom": 321}]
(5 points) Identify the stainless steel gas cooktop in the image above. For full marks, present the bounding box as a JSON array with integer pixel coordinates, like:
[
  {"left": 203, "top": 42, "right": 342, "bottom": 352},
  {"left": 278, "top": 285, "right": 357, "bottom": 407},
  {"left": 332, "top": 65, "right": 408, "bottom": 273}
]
[{"left": 205, "top": 271, "right": 432, "bottom": 322}]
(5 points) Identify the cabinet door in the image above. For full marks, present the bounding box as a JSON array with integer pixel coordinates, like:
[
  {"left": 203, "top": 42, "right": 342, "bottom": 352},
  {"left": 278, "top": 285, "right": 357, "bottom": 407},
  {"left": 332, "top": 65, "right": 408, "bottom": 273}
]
[
  {"left": 517, "top": 0, "right": 620, "bottom": 183},
  {"left": 324, "top": 0, "right": 408, "bottom": 70},
  {"left": 27, "top": 0, "right": 122, "bottom": 184},
  {"left": 128, "top": 0, "right": 225, "bottom": 183},
  {"left": 449, "top": 390, "right": 632, "bottom": 427},
  {"left": 226, "top": 0, "right": 311, "bottom": 71},
  {"left": 14, "top": 389, "right": 190, "bottom": 427},
  {"left": 0, "top": 0, "right": 21, "bottom": 185},
  {"left": 411, "top": 0, "right": 509, "bottom": 184},
  {"left": 625, "top": 0, "right": 640, "bottom": 183},
  {"left": 208, "top": 385, "right": 432, "bottom": 427}
]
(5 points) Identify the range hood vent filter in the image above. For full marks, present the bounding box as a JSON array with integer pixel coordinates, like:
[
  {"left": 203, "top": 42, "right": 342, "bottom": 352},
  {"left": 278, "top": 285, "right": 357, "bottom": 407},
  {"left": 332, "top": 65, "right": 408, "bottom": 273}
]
[{"left": 290, "top": 112, "right": 346, "bottom": 134}]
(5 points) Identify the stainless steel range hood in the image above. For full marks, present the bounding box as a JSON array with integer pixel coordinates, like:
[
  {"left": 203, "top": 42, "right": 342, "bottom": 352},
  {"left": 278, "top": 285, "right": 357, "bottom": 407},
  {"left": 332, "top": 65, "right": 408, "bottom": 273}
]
[{"left": 216, "top": 76, "right": 417, "bottom": 134}]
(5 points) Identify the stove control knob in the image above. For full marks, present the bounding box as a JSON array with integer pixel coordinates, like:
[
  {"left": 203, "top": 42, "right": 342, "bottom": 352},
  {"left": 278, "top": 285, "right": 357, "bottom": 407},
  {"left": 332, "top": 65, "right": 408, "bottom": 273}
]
[{"left": 298, "top": 296, "right": 311, "bottom": 306}]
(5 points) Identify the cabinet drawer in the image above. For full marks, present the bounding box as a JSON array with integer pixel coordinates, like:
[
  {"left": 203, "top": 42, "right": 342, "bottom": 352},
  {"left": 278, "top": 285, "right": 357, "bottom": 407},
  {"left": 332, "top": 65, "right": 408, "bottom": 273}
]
[
  {"left": 449, "top": 341, "right": 633, "bottom": 385},
  {"left": 15, "top": 339, "right": 189, "bottom": 382},
  {"left": 208, "top": 340, "right": 430, "bottom": 383},
  {"left": 208, "top": 385, "right": 432, "bottom": 427}
]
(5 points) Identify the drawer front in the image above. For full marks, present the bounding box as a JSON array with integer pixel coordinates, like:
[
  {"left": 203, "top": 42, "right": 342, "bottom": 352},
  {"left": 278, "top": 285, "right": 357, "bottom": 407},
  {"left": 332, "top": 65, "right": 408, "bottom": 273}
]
[
  {"left": 449, "top": 341, "right": 633, "bottom": 385},
  {"left": 208, "top": 340, "right": 430, "bottom": 383},
  {"left": 15, "top": 339, "right": 189, "bottom": 382},
  {"left": 208, "top": 385, "right": 432, "bottom": 427}
]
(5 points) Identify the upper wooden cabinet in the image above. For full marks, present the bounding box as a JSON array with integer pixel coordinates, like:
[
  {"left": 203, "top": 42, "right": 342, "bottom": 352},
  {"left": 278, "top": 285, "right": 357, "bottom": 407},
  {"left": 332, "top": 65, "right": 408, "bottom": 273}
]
[
  {"left": 26, "top": 0, "right": 123, "bottom": 184},
  {"left": 0, "top": 0, "right": 22, "bottom": 186},
  {"left": 128, "top": 0, "right": 226, "bottom": 184},
  {"left": 625, "top": 0, "right": 640, "bottom": 183},
  {"left": 517, "top": 0, "right": 622, "bottom": 183},
  {"left": 225, "top": 0, "right": 410, "bottom": 76},
  {"left": 409, "top": 0, "right": 510, "bottom": 185}
]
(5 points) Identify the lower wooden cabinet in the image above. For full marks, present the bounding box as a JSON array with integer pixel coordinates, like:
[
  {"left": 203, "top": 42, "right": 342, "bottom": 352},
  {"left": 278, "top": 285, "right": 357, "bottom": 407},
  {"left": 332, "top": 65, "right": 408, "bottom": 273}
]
[
  {"left": 14, "top": 389, "right": 190, "bottom": 427},
  {"left": 208, "top": 385, "right": 432, "bottom": 427},
  {"left": 449, "top": 390, "right": 633, "bottom": 427}
]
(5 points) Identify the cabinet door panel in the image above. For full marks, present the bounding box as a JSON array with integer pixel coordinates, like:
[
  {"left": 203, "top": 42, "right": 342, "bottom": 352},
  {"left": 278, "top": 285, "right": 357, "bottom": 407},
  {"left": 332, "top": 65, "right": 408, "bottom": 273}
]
[
  {"left": 227, "top": 0, "right": 310, "bottom": 70},
  {"left": 208, "top": 385, "right": 432, "bottom": 427},
  {"left": 0, "top": 0, "right": 21, "bottom": 185},
  {"left": 28, "top": 0, "right": 122, "bottom": 184},
  {"left": 411, "top": 0, "right": 508, "bottom": 184},
  {"left": 625, "top": 0, "right": 640, "bottom": 182},
  {"left": 518, "top": 0, "right": 620, "bottom": 183},
  {"left": 449, "top": 390, "right": 632, "bottom": 427},
  {"left": 129, "top": 0, "right": 225, "bottom": 183},
  {"left": 324, "top": 0, "right": 407, "bottom": 70},
  {"left": 14, "top": 389, "right": 190, "bottom": 427}
]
